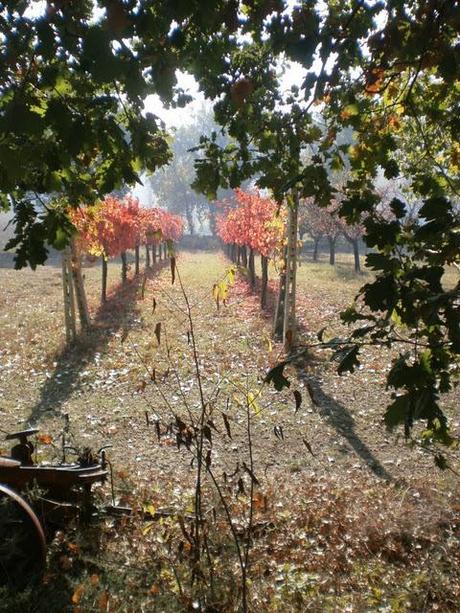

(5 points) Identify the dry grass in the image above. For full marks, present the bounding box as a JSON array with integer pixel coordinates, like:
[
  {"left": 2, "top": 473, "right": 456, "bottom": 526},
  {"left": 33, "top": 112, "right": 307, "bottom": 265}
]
[{"left": 0, "top": 249, "right": 459, "bottom": 612}]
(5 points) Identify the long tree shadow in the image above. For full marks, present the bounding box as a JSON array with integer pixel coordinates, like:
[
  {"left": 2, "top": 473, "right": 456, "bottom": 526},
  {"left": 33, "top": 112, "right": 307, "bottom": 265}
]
[
  {"left": 27, "top": 260, "right": 169, "bottom": 425},
  {"left": 294, "top": 358, "right": 393, "bottom": 481}
]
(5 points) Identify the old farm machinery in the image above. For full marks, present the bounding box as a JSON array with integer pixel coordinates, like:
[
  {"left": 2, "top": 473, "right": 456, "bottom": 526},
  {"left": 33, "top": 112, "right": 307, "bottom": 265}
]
[{"left": 0, "top": 425, "right": 118, "bottom": 589}]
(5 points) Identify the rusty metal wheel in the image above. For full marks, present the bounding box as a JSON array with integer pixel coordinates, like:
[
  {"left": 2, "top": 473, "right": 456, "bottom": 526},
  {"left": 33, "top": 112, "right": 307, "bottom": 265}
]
[{"left": 0, "top": 484, "right": 46, "bottom": 589}]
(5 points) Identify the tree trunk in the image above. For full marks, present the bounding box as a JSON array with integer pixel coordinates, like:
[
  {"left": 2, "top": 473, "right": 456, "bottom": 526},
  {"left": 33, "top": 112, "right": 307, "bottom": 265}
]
[
  {"left": 135, "top": 244, "right": 140, "bottom": 275},
  {"left": 145, "top": 244, "right": 151, "bottom": 268},
  {"left": 69, "top": 238, "right": 91, "bottom": 333},
  {"left": 237, "top": 246, "right": 241, "bottom": 265},
  {"left": 101, "top": 256, "right": 108, "bottom": 303},
  {"left": 158, "top": 243, "right": 162, "bottom": 261},
  {"left": 242, "top": 245, "right": 248, "bottom": 268},
  {"left": 283, "top": 191, "right": 298, "bottom": 352},
  {"left": 313, "top": 237, "right": 320, "bottom": 262},
  {"left": 208, "top": 203, "right": 217, "bottom": 236},
  {"left": 261, "top": 255, "right": 268, "bottom": 309},
  {"left": 352, "top": 239, "right": 361, "bottom": 273},
  {"left": 152, "top": 243, "right": 157, "bottom": 264},
  {"left": 121, "top": 251, "right": 128, "bottom": 283},
  {"left": 185, "top": 200, "right": 195, "bottom": 235},
  {"left": 248, "top": 247, "right": 256, "bottom": 289},
  {"left": 328, "top": 237, "right": 336, "bottom": 265},
  {"left": 273, "top": 250, "right": 287, "bottom": 340}
]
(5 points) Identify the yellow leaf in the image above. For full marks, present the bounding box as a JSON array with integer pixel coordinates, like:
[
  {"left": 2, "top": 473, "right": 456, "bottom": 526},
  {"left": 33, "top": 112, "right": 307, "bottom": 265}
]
[
  {"left": 247, "top": 391, "right": 261, "bottom": 415},
  {"left": 218, "top": 280, "right": 228, "bottom": 301},
  {"left": 390, "top": 309, "right": 403, "bottom": 327},
  {"left": 143, "top": 521, "right": 154, "bottom": 535}
]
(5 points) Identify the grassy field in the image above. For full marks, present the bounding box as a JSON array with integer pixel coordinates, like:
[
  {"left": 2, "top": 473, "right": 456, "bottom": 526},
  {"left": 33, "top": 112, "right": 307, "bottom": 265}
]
[{"left": 0, "top": 249, "right": 459, "bottom": 611}]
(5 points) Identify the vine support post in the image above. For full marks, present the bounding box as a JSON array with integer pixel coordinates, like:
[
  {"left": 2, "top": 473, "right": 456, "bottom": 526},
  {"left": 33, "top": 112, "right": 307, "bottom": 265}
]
[
  {"left": 69, "top": 238, "right": 91, "bottom": 334},
  {"left": 61, "top": 247, "right": 77, "bottom": 344}
]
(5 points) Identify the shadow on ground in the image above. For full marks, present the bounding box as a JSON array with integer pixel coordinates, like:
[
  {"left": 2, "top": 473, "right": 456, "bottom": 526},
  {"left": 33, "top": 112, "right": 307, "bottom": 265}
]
[
  {"left": 294, "top": 357, "right": 392, "bottom": 481},
  {"left": 27, "top": 261, "right": 168, "bottom": 425}
]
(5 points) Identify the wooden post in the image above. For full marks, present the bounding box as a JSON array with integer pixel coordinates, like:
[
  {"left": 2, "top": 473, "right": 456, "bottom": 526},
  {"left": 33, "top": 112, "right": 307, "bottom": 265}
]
[
  {"left": 62, "top": 247, "right": 77, "bottom": 343},
  {"left": 69, "top": 238, "right": 91, "bottom": 333},
  {"left": 282, "top": 190, "right": 299, "bottom": 352}
]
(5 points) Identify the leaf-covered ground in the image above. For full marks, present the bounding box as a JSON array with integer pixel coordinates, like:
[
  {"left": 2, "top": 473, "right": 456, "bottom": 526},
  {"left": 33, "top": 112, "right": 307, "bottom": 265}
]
[{"left": 0, "top": 250, "right": 459, "bottom": 612}]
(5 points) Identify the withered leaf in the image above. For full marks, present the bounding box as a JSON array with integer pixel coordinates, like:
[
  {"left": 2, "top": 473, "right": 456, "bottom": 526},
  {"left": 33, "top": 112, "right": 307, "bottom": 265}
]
[
  {"left": 154, "top": 322, "right": 161, "bottom": 345},
  {"left": 265, "top": 362, "right": 290, "bottom": 391},
  {"left": 303, "top": 438, "right": 315, "bottom": 457},
  {"left": 37, "top": 433, "right": 53, "bottom": 445},
  {"left": 205, "top": 449, "right": 212, "bottom": 469},
  {"left": 222, "top": 413, "right": 232, "bottom": 438},
  {"left": 176, "top": 415, "right": 187, "bottom": 432},
  {"left": 293, "top": 390, "right": 302, "bottom": 412},
  {"left": 152, "top": 297, "right": 157, "bottom": 314},
  {"left": 203, "top": 425, "right": 212, "bottom": 445}
]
